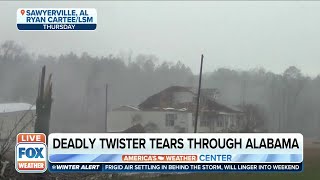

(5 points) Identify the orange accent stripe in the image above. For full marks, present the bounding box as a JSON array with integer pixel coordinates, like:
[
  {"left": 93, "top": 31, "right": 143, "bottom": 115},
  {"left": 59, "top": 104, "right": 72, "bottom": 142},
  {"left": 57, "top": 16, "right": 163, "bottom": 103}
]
[
  {"left": 17, "top": 133, "right": 46, "bottom": 144},
  {"left": 17, "top": 161, "right": 46, "bottom": 170}
]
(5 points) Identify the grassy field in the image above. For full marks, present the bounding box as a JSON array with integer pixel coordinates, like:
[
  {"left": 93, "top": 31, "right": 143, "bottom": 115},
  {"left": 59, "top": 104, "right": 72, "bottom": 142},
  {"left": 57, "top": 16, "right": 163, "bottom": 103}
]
[{"left": 125, "top": 147, "right": 320, "bottom": 180}]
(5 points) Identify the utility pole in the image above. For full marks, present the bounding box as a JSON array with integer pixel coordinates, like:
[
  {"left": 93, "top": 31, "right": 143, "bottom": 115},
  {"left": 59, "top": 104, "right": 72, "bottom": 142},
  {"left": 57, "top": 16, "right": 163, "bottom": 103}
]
[
  {"left": 105, "top": 83, "right": 108, "bottom": 132},
  {"left": 194, "top": 54, "right": 204, "bottom": 133},
  {"left": 278, "top": 112, "right": 281, "bottom": 132}
]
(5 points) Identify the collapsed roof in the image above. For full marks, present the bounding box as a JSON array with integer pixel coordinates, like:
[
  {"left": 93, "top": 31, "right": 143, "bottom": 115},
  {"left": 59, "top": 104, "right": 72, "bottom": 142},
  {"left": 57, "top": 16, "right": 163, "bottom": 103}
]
[{"left": 138, "top": 86, "right": 242, "bottom": 114}]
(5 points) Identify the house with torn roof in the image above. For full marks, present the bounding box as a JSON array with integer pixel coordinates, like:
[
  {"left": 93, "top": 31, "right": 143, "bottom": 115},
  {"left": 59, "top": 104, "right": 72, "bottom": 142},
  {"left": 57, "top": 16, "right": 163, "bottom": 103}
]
[
  {"left": 0, "top": 103, "right": 36, "bottom": 141},
  {"left": 108, "top": 86, "right": 246, "bottom": 133}
]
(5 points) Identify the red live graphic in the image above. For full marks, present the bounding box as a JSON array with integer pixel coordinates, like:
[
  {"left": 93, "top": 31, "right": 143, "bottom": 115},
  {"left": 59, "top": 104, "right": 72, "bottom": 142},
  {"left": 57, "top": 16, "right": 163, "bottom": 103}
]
[{"left": 15, "top": 133, "right": 47, "bottom": 173}]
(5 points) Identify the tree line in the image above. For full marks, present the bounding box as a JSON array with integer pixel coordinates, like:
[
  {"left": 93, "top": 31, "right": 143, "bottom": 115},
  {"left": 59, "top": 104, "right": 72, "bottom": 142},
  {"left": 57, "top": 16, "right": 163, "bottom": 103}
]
[{"left": 0, "top": 41, "right": 319, "bottom": 136}]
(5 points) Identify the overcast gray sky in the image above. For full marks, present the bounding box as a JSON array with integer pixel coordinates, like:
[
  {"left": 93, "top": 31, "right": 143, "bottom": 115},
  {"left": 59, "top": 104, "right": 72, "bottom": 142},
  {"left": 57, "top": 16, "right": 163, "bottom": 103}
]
[{"left": 1, "top": 1, "right": 320, "bottom": 76}]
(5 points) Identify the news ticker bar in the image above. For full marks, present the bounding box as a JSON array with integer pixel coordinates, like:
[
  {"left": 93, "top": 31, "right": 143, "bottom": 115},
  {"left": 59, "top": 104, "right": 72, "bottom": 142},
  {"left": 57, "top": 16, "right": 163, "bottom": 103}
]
[{"left": 48, "top": 163, "right": 303, "bottom": 173}]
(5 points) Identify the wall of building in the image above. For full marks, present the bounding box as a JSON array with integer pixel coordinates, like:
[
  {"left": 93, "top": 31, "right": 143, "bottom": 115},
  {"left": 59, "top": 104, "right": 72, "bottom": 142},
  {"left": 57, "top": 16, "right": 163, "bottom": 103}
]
[
  {"left": 189, "top": 112, "right": 246, "bottom": 133},
  {"left": 108, "top": 110, "right": 245, "bottom": 133},
  {"left": 107, "top": 110, "right": 193, "bottom": 133},
  {"left": 107, "top": 111, "right": 138, "bottom": 132}
]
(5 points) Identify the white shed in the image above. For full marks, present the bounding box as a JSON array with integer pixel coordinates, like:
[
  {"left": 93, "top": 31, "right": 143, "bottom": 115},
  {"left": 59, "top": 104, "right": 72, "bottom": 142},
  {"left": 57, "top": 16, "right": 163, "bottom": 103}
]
[{"left": 0, "top": 103, "right": 36, "bottom": 141}]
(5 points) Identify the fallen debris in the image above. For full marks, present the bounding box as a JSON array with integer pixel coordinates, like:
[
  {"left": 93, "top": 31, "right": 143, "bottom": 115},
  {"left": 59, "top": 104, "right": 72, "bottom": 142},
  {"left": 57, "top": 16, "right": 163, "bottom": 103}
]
[{"left": 0, "top": 161, "right": 9, "bottom": 177}]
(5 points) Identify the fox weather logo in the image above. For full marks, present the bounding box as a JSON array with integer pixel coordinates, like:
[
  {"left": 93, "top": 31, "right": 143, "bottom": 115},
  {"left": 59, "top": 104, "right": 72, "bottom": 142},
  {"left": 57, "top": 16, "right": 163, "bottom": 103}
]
[{"left": 15, "top": 133, "right": 47, "bottom": 173}]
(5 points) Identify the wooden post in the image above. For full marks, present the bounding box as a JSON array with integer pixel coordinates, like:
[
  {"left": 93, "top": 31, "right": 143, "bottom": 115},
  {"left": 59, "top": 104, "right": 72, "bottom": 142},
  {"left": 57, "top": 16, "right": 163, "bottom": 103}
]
[
  {"left": 194, "top": 54, "right": 204, "bottom": 133},
  {"left": 34, "top": 66, "right": 52, "bottom": 136}
]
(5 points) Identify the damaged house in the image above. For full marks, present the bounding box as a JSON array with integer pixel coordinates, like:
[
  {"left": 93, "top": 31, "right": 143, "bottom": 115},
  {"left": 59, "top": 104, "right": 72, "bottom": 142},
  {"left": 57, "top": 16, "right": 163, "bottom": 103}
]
[{"left": 108, "top": 86, "right": 246, "bottom": 133}]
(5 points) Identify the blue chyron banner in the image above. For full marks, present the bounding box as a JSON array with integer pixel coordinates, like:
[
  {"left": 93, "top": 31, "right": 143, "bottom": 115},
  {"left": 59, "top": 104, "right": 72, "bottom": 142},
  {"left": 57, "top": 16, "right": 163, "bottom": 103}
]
[
  {"left": 16, "top": 8, "right": 97, "bottom": 31},
  {"left": 43, "top": 133, "right": 304, "bottom": 173}
]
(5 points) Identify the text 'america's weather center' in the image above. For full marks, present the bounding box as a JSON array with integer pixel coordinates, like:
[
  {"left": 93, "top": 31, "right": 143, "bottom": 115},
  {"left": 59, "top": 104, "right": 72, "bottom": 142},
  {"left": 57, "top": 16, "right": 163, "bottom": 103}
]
[{"left": 25, "top": 9, "right": 93, "bottom": 23}]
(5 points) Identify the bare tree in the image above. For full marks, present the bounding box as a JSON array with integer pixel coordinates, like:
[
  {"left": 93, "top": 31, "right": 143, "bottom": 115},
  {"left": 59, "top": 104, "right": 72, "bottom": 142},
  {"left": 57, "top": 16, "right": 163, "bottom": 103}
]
[
  {"left": 282, "top": 66, "right": 306, "bottom": 131},
  {"left": 0, "top": 40, "right": 24, "bottom": 61},
  {"left": 0, "top": 103, "right": 36, "bottom": 159},
  {"left": 34, "top": 66, "right": 53, "bottom": 136},
  {"left": 239, "top": 104, "right": 267, "bottom": 132}
]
